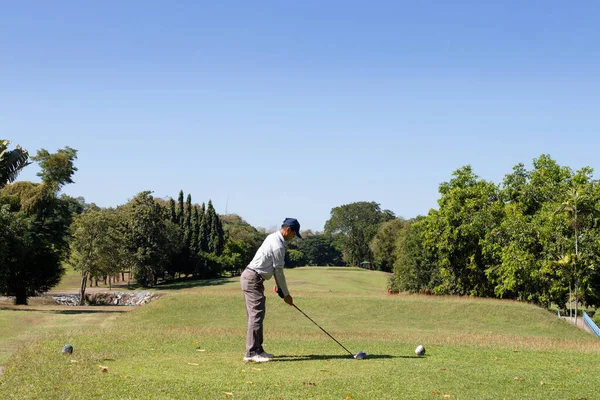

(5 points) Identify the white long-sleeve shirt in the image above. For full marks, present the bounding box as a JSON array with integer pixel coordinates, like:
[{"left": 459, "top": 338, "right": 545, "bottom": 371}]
[{"left": 247, "top": 230, "right": 290, "bottom": 296}]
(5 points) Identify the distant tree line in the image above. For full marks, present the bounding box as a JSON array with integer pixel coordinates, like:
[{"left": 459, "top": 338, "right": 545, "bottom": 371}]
[
  {"left": 3, "top": 138, "right": 598, "bottom": 314},
  {"left": 384, "top": 155, "right": 600, "bottom": 313}
]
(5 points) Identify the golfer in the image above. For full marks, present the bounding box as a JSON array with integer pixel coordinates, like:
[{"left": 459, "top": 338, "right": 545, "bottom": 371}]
[{"left": 241, "top": 217, "right": 301, "bottom": 363}]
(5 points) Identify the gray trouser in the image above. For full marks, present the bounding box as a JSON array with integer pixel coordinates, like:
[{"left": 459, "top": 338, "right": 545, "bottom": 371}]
[{"left": 240, "top": 268, "right": 266, "bottom": 357}]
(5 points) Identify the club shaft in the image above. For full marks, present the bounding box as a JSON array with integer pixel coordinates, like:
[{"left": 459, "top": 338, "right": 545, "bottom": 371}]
[{"left": 293, "top": 304, "right": 354, "bottom": 356}]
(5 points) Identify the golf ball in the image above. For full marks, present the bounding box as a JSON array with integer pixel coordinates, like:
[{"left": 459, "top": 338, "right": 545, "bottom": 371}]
[{"left": 415, "top": 345, "right": 425, "bottom": 356}]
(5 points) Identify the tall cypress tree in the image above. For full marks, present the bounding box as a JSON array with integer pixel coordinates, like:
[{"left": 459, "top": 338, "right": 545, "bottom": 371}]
[
  {"left": 180, "top": 194, "right": 192, "bottom": 275},
  {"left": 185, "top": 194, "right": 192, "bottom": 234},
  {"left": 199, "top": 202, "right": 210, "bottom": 253},
  {"left": 169, "top": 198, "right": 177, "bottom": 223},
  {"left": 176, "top": 190, "right": 184, "bottom": 227},
  {"left": 207, "top": 200, "right": 225, "bottom": 256},
  {"left": 191, "top": 205, "right": 200, "bottom": 254}
]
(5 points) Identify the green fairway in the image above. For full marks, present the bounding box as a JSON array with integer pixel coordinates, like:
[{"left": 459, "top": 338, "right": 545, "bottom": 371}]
[{"left": 1, "top": 267, "right": 599, "bottom": 399}]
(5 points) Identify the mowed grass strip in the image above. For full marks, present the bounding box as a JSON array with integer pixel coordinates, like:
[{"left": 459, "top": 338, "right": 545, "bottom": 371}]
[
  {"left": 1, "top": 267, "right": 600, "bottom": 399},
  {"left": 0, "top": 302, "right": 132, "bottom": 365}
]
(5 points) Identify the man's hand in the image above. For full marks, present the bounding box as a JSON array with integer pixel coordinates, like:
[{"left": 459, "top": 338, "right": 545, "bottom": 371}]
[{"left": 284, "top": 295, "right": 294, "bottom": 305}]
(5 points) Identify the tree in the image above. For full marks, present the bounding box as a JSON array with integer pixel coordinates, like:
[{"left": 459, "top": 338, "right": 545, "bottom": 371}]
[
  {"left": 121, "top": 191, "right": 182, "bottom": 286},
  {"left": 220, "top": 239, "right": 249, "bottom": 276},
  {"left": 221, "top": 214, "right": 267, "bottom": 274},
  {"left": 207, "top": 200, "right": 224, "bottom": 256},
  {"left": 324, "top": 201, "right": 394, "bottom": 266},
  {"left": 0, "top": 206, "right": 64, "bottom": 304},
  {"left": 390, "top": 217, "right": 440, "bottom": 294},
  {"left": 31, "top": 147, "right": 78, "bottom": 193},
  {"left": 199, "top": 202, "right": 210, "bottom": 252},
  {"left": 295, "top": 233, "right": 343, "bottom": 266},
  {"left": 0, "top": 146, "right": 78, "bottom": 304},
  {"left": 0, "top": 140, "right": 30, "bottom": 188},
  {"left": 185, "top": 194, "right": 192, "bottom": 233},
  {"left": 69, "top": 208, "right": 123, "bottom": 304},
  {"left": 285, "top": 249, "right": 306, "bottom": 268},
  {"left": 487, "top": 158, "right": 600, "bottom": 309},
  {"left": 191, "top": 206, "right": 200, "bottom": 252},
  {"left": 552, "top": 182, "right": 600, "bottom": 321},
  {"left": 481, "top": 203, "right": 547, "bottom": 303},
  {"left": 169, "top": 198, "right": 177, "bottom": 223},
  {"left": 420, "top": 166, "right": 504, "bottom": 297},
  {"left": 177, "top": 190, "right": 184, "bottom": 227},
  {"left": 370, "top": 218, "right": 406, "bottom": 272}
]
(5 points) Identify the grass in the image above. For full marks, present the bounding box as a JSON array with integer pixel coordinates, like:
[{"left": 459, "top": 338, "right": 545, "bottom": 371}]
[
  {"left": 1, "top": 267, "right": 600, "bottom": 399},
  {"left": 0, "top": 301, "right": 132, "bottom": 365},
  {"left": 50, "top": 264, "right": 135, "bottom": 293}
]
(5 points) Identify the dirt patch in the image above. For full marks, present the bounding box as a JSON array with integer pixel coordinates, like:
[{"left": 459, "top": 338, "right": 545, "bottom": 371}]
[{"left": 0, "top": 365, "right": 4, "bottom": 377}]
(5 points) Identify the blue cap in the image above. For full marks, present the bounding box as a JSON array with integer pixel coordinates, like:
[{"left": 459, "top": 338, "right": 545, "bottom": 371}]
[{"left": 282, "top": 218, "right": 302, "bottom": 238}]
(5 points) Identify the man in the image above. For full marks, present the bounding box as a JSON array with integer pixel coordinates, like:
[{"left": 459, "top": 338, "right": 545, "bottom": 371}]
[{"left": 240, "top": 217, "right": 302, "bottom": 363}]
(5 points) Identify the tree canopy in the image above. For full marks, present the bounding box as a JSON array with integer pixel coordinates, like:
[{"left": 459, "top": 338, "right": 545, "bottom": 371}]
[{"left": 324, "top": 201, "right": 395, "bottom": 266}]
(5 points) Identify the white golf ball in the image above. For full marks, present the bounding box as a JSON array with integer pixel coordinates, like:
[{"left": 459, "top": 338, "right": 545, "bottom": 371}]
[{"left": 415, "top": 345, "right": 425, "bottom": 356}]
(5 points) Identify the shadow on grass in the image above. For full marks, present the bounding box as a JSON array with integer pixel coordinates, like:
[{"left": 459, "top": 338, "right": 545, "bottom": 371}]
[
  {"left": 272, "top": 354, "right": 423, "bottom": 361},
  {"left": 149, "top": 277, "right": 236, "bottom": 291}
]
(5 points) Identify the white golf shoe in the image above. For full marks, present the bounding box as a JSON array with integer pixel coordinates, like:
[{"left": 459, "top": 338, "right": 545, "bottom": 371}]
[{"left": 243, "top": 354, "right": 271, "bottom": 363}]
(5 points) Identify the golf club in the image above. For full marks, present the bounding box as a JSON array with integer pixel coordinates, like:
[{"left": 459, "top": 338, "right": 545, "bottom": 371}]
[{"left": 293, "top": 304, "right": 366, "bottom": 360}]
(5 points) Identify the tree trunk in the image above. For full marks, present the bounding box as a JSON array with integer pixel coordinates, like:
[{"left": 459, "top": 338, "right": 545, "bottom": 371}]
[
  {"left": 569, "top": 282, "right": 572, "bottom": 318},
  {"left": 575, "top": 281, "right": 579, "bottom": 326},
  {"left": 14, "top": 287, "right": 28, "bottom": 305},
  {"left": 79, "top": 274, "right": 88, "bottom": 306},
  {"left": 109, "top": 275, "right": 112, "bottom": 291}
]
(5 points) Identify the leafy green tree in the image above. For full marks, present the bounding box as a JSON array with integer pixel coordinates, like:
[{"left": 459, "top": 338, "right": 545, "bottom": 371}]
[
  {"left": 0, "top": 146, "right": 78, "bottom": 304},
  {"left": 551, "top": 180, "right": 600, "bottom": 318},
  {"left": 482, "top": 203, "right": 547, "bottom": 303},
  {"left": 0, "top": 206, "right": 64, "bottom": 304},
  {"left": 485, "top": 158, "right": 600, "bottom": 309},
  {"left": 68, "top": 208, "right": 124, "bottom": 304},
  {"left": 295, "top": 233, "right": 343, "bottom": 266},
  {"left": 370, "top": 218, "right": 406, "bottom": 272},
  {"left": 324, "top": 201, "right": 395, "bottom": 266},
  {"left": 0, "top": 140, "right": 30, "bottom": 188},
  {"left": 390, "top": 216, "right": 440, "bottom": 293},
  {"left": 121, "top": 191, "right": 182, "bottom": 286},
  {"left": 31, "top": 147, "right": 78, "bottom": 193},
  {"left": 421, "top": 166, "right": 504, "bottom": 297},
  {"left": 221, "top": 214, "right": 267, "bottom": 274},
  {"left": 220, "top": 239, "right": 249, "bottom": 276},
  {"left": 285, "top": 249, "right": 306, "bottom": 268}
]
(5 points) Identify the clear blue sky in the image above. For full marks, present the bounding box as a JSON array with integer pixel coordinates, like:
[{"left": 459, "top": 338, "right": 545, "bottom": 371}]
[{"left": 2, "top": 1, "right": 599, "bottom": 231}]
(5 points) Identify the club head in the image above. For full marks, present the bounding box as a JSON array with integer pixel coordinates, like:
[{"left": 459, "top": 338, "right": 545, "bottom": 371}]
[{"left": 354, "top": 351, "right": 366, "bottom": 360}]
